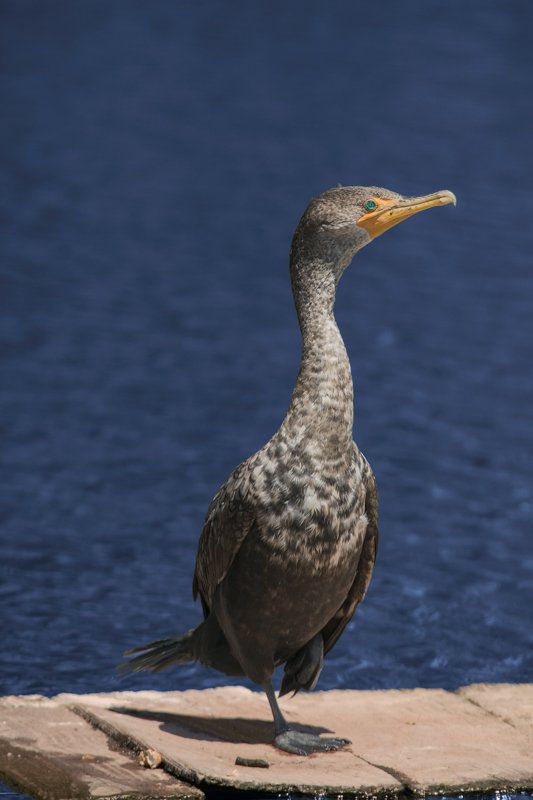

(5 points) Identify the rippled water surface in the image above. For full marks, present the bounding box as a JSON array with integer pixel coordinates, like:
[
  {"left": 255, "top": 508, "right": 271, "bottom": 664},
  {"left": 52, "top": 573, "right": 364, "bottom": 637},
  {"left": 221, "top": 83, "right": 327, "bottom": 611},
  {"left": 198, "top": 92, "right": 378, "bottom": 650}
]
[{"left": 1, "top": 3, "right": 532, "bottom": 791}]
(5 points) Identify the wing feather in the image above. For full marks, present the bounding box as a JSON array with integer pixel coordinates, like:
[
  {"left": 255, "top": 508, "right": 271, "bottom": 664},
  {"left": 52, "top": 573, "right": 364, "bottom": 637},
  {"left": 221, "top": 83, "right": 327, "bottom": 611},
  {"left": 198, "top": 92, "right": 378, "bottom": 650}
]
[
  {"left": 321, "top": 467, "right": 379, "bottom": 655},
  {"left": 192, "top": 465, "right": 255, "bottom": 615}
]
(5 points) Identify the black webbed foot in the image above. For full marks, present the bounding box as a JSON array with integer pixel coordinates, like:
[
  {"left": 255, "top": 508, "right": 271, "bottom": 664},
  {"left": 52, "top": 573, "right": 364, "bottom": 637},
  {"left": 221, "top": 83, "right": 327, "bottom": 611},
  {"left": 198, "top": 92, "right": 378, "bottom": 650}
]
[{"left": 274, "top": 728, "right": 351, "bottom": 756}]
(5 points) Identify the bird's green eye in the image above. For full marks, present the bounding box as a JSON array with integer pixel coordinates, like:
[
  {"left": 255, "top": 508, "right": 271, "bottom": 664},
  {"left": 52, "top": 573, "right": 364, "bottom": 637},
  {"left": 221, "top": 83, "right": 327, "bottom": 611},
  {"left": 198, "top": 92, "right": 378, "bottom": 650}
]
[{"left": 364, "top": 200, "right": 378, "bottom": 212}]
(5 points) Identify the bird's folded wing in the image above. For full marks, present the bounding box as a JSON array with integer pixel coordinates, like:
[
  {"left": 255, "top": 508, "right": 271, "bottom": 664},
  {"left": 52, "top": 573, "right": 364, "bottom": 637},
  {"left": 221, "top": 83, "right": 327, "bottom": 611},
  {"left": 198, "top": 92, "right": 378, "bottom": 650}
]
[
  {"left": 192, "top": 470, "right": 255, "bottom": 615},
  {"left": 321, "top": 470, "right": 379, "bottom": 655}
]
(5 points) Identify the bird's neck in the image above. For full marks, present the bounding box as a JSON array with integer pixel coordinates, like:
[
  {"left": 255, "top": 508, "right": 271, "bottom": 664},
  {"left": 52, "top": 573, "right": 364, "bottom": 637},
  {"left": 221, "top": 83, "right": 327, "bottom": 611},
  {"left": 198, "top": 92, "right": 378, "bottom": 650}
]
[{"left": 282, "top": 265, "right": 354, "bottom": 454}]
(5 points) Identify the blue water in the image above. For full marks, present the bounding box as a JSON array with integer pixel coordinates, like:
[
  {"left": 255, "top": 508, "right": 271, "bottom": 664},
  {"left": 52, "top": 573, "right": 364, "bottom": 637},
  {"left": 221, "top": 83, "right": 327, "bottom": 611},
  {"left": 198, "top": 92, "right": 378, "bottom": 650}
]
[{"left": 1, "top": 2, "right": 533, "bottom": 796}]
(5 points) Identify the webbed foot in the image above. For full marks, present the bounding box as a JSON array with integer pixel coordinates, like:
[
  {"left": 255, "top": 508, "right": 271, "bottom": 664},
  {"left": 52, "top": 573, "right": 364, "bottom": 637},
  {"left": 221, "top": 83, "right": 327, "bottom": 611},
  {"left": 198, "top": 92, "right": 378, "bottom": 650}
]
[{"left": 274, "top": 729, "right": 350, "bottom": 756}]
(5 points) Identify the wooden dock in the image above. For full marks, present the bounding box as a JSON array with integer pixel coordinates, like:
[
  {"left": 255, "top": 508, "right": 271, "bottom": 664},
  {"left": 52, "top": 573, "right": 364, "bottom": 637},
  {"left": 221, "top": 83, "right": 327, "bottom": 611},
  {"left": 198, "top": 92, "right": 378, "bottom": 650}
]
[{"left": 1, "top": 684, "right": 533, "bottom": 799}]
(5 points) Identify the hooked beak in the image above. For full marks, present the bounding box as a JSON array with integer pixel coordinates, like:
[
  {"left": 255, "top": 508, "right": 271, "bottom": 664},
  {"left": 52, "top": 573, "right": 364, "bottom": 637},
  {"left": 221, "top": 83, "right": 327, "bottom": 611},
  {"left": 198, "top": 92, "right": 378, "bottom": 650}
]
[{"left": 357, "top": 190, "right": 457, "bottom": 239}]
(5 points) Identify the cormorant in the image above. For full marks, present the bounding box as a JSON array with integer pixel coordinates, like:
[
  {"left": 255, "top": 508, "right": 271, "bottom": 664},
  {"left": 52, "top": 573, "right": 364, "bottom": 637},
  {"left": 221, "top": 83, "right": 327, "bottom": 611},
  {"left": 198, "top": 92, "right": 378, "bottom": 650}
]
[{"left": 120, "top": 186, "right": 456, "bottom": 755}]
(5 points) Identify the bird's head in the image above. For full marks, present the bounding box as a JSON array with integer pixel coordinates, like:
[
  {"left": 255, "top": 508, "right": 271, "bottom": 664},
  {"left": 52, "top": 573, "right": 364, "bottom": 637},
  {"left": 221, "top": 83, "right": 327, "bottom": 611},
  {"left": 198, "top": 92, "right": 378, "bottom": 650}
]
[{"left": 290, "top": 185, "right": 456, "bottom": 282}]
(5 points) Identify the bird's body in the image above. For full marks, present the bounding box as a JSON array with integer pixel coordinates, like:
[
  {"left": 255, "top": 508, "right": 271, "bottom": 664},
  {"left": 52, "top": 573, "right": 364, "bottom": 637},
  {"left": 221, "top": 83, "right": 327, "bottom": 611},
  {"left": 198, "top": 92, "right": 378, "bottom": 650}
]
[
  {"left": 121, "top": 184, "right": 455, "bottom": 754},
  {"left": 193, "top": 276, "right": 377, "bottom": 691}
]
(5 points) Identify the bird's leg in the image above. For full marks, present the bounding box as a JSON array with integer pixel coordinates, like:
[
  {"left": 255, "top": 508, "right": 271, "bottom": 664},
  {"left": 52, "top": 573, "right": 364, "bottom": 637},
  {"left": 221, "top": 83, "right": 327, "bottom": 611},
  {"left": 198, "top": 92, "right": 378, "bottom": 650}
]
[
  {"left": 265, "top": 681, "right": 290, "bottom": 734},
  {"left": 263, "top": 682, "right": 350, "bottom": 756}
]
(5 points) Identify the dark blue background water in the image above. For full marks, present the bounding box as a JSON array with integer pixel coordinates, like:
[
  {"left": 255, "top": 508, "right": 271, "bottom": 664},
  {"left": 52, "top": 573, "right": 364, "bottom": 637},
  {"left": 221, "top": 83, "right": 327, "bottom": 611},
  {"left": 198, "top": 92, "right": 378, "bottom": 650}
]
[{"left": 1, "top": 0, "right": 533, "bottom": 712}]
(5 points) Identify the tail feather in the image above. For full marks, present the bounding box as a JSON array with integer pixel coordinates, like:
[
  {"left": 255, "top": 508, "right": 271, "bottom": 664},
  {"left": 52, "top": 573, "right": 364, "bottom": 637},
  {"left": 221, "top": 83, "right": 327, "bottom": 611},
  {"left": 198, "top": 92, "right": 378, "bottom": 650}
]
[
  {"left": 118, "top": 630, "right": 196, "bottom": 674},
  {"left": 118, "top": 615, "right": 245, "bottom": 677}
]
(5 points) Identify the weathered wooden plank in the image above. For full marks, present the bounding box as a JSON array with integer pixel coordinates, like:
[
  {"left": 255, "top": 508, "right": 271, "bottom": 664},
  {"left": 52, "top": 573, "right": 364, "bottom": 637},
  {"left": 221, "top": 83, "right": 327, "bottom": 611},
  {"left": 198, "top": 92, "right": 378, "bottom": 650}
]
[
  {"left": 56, "top": 686, "right": 533, "bottom": 796},
  {"left": 299, "top": 687, "right": 533, "bottom": 794},
  {"left": 458, "top": 682, "right": 533, "bottom": 737},
  {"left": 0, "top": 695, "right": 203, "bottom": 800},
  {"left": 3, "top": 686, "right": 533, "bottom": 798},
  {"left": 57, "top": 688, "right": 402, "bottom": 796}
]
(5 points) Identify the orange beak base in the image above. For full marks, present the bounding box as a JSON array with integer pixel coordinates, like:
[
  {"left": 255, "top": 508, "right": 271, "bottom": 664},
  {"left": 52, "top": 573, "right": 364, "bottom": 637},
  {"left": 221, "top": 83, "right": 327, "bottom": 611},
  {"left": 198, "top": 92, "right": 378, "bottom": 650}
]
[{"left": 357, "top": 190, "right": 457, "bottom": 239}]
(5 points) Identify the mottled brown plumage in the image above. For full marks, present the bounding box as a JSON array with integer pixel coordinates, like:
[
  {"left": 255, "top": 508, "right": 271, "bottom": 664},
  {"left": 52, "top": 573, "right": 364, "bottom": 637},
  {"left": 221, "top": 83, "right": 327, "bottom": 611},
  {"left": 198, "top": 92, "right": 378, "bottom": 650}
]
[{"left": 120, "top": 184, "right": 455, "bottom": 755}]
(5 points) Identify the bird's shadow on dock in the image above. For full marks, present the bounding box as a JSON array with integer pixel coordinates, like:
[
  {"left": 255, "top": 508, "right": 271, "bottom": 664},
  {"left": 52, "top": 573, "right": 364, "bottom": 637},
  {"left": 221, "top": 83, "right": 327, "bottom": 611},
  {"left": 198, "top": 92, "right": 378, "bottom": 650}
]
[{"left": 109, "top": 705, "right": 330, "bottom": 745}]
